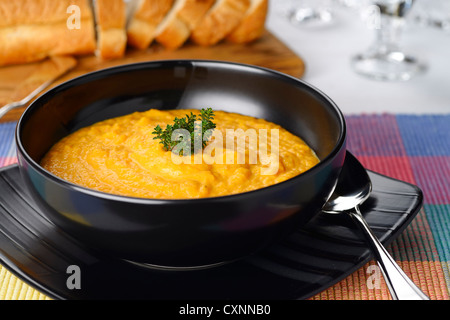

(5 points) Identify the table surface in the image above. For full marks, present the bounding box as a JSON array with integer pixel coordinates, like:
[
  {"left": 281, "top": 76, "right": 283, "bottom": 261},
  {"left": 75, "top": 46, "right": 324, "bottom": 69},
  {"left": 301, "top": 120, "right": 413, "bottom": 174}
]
[{"left": 267, "top": 2, "right": 450, "bottom": 114}]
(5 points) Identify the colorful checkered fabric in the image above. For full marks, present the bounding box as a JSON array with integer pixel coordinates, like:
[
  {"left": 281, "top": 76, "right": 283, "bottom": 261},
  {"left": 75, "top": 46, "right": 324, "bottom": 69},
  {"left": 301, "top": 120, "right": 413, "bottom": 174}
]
[
  {"left": 0, "top": 114, "right": 449, "bottom": 300},
  {"left": 312, "top": 114, "right": 449, "bottom": 300}
]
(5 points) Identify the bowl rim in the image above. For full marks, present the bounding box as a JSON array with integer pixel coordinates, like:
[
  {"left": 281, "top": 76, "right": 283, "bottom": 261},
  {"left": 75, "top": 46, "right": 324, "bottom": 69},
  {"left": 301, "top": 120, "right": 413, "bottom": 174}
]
[{"left": 16, "top": 59, "right": 347, "bottom": 204}]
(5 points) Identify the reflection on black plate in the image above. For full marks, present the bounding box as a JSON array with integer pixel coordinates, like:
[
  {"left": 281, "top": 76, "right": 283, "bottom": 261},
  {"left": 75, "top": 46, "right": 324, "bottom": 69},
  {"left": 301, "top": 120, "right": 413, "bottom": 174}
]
[{"left": 0, "top": 153, "right": 422, "bottom": 300}]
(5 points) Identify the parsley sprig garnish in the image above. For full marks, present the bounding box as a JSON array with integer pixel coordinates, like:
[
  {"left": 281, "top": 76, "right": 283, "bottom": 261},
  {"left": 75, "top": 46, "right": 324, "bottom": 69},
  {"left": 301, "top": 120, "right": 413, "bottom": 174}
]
[{"left": 152, "top": 108, "right": 216, "bottom": 155}]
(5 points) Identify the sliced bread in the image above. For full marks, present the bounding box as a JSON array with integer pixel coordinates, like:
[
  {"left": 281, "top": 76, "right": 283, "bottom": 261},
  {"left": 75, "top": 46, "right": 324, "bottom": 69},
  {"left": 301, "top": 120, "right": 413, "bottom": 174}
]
[
  {"left": 0, "top": 0, "right": 96, "bottom": 66},
  {"left": 127, "top": 0, "right": 174, "bottom": 49},
  {"left": 226, "top": 0, "right": 267, "bottom": 43},
  {"left": 190, "top": 0, "right": 251, "bottom": 46},
  {"left": 155, "top": 0, "right": 216, "bottom": 50},
  {"left": 93, "top": 0, "right": 127, "bottom": 59}
]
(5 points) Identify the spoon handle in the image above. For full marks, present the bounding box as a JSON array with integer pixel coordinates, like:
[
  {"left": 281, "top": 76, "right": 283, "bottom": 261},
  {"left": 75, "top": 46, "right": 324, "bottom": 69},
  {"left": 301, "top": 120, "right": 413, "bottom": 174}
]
[
  {"left": 0, "top": 80, "right": 54, "bottom": 120},
  {"left": 349, "top": 206, "right": 430, "bottom": 300}
]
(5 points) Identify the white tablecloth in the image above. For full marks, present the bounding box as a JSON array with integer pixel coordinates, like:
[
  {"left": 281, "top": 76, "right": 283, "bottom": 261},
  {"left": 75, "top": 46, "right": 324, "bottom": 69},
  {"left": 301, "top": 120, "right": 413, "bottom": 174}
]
[{"left": 266, "top": 2, "right": 450, "bottom": 114}]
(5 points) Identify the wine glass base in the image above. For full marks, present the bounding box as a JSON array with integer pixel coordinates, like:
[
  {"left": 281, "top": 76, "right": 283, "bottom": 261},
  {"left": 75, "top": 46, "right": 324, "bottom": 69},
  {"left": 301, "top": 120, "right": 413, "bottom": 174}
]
[
  {"left": 351, "top": 51, "right": 427, "bottom": 81},
  {"left": 287, "top": 7, "right": 334, "bottom": 27}
]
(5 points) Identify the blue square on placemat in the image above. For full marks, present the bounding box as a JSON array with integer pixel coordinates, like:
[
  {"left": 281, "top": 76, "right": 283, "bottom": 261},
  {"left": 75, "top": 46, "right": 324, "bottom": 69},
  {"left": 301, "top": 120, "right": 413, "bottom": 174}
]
[
  {"left": 0, "top": 122, "right": 16, "bottom": 158},
  {"left": 396, "top": 115, "right": 450, "bottom": 156}
]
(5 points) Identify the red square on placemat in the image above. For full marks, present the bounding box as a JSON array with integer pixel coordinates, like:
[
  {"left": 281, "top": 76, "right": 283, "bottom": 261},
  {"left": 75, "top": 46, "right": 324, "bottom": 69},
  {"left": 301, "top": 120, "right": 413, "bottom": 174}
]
[
  {"left": 346, "top": 114, "right": 406, "bottom": 157},
  {"left": 409, "top": 156, "right": 449, "bottom": 205},
  {"left": 0, "top": 157, "right": 17, "bottom": 167},
  {"left": 354, "top": 155, "right": 416, "bottom": 185}
]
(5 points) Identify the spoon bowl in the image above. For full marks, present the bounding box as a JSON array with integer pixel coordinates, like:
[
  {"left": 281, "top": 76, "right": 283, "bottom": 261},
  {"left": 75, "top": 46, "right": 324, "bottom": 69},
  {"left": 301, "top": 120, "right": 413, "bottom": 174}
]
[
  {"left": 322, "top": 153, "right": 372, "bottom": 213},
  {"left": 322, "top": 152, "right": 429, "bottom": 300}
]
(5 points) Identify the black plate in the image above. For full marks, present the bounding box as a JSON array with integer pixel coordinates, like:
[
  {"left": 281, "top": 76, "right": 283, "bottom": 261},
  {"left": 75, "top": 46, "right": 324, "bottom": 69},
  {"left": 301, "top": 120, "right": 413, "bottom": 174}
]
[{"left": 0, "top": 153, "right": 422, "bottom": 300}]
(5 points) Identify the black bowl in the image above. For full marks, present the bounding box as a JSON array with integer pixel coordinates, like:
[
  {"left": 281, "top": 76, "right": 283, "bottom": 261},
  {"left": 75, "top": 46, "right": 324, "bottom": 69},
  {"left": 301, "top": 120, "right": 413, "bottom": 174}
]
[{"left": 15, "top": 60, "right": 346, "bottom": 268}]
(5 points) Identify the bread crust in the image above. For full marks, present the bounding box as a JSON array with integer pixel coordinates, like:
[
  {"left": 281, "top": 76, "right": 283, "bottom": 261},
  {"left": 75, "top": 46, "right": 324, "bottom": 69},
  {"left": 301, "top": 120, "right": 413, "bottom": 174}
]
[
  {"left": 127, "top": 0, "right": 174, "bottom": 49},
  {"left": 155, "top": 11, "right": 191, "bottom": 50},
  {"left": 190, "top": 0, "right": 251, "bottom": 46},
  {"left": 226, "top": 0, "right": 267, "bottom": 44},
  {"left": 0, "top": 0, "right": 96, "bottom": 66},
  {"left": 94, "top": 0, "right": 127, "bottom": 59},
  {"left": 0, "top": 0, "right": 268, "bottom": 66},
  {"left": 156, "top": 0, "right": 215, "bottom": 50},
  {"left": 0, "top": 0, "right": 92, "bottom": 28}
]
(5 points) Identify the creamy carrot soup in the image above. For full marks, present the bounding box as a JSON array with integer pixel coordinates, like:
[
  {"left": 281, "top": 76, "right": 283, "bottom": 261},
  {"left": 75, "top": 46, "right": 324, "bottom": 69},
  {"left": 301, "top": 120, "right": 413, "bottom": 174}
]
[{"left": 41, "top": 109, "right": 319, "bottom": 199}]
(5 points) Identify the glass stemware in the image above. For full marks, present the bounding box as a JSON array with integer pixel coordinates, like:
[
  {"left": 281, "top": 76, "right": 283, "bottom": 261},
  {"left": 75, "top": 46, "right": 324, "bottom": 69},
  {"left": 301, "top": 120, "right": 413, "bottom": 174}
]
[
  {"left": 281, "top": 0, "right": 336, "bottom": 28},
  {"left": 411, "top": 0, "right": 450, "bottom": 32},
  {"left": 351, "top": 0, "right": 427, "bottom": 81}
]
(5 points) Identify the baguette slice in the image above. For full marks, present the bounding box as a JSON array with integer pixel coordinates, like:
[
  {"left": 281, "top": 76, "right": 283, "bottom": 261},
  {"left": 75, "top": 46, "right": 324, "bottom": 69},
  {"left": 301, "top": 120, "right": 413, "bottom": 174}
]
[
  {"left": 0, "top": 0, "right": 96, "bottom": 67},
  {"left": 226, "top": 0, "right": 267, "bottom": 44},
  {"left": 155, "top": 0, "right": 215, "bottom": 50},
  {"left": 0, "top": 0, "right": 93, "bottom": 27},
  {"left": 127, "top": 0, "right": 174, "bottom": 49},
  {"left": 190, "top": 0, "right": 250, "bottom": 46},
  {"left": 93, "top": 0, "right": 127, "bottom": 59}
]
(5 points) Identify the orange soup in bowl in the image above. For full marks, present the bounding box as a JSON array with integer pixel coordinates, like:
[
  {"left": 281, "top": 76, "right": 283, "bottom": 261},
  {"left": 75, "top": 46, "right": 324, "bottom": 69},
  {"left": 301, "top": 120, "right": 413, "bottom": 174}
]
[{"left": 40, "top": 109, "right": 319, "bottom": 199}]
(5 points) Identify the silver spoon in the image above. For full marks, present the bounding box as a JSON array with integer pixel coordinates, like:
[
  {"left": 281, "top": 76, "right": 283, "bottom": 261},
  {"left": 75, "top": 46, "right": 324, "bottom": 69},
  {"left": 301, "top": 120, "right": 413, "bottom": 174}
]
[
  {"left": 322, "top": 153, "right": 429, "bottom": 300},
  {"left": 0, "top": 80, "right": 55, "bottom": 119},
  {"left": 0, "top": 56, "right": 76, "bottom": 120}
]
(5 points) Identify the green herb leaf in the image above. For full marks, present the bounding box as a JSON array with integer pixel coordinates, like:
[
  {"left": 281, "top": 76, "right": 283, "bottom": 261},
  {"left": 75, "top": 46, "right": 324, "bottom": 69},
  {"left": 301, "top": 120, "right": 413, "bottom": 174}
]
[{"left": 152, "top": 108, "right": 216, "bottom": 155}]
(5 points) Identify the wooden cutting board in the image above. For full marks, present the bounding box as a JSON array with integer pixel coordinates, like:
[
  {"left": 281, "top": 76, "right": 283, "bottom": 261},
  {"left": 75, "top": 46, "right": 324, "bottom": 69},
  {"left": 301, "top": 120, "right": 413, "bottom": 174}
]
[{"left": 0, "top": 31, "right": 305, "bottom": 123}]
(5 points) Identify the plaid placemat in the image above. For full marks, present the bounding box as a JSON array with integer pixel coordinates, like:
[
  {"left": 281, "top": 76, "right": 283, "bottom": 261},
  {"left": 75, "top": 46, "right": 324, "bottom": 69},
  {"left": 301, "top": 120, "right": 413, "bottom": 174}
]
[{"left": 0, "top": 114, "right": 448, "bottom": 300}]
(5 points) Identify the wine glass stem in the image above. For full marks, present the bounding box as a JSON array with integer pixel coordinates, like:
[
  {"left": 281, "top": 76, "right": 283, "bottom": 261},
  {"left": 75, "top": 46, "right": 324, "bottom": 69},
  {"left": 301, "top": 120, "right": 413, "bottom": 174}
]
[{"left": 375, "top": 13, "right": 404, "bottom": 53}]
